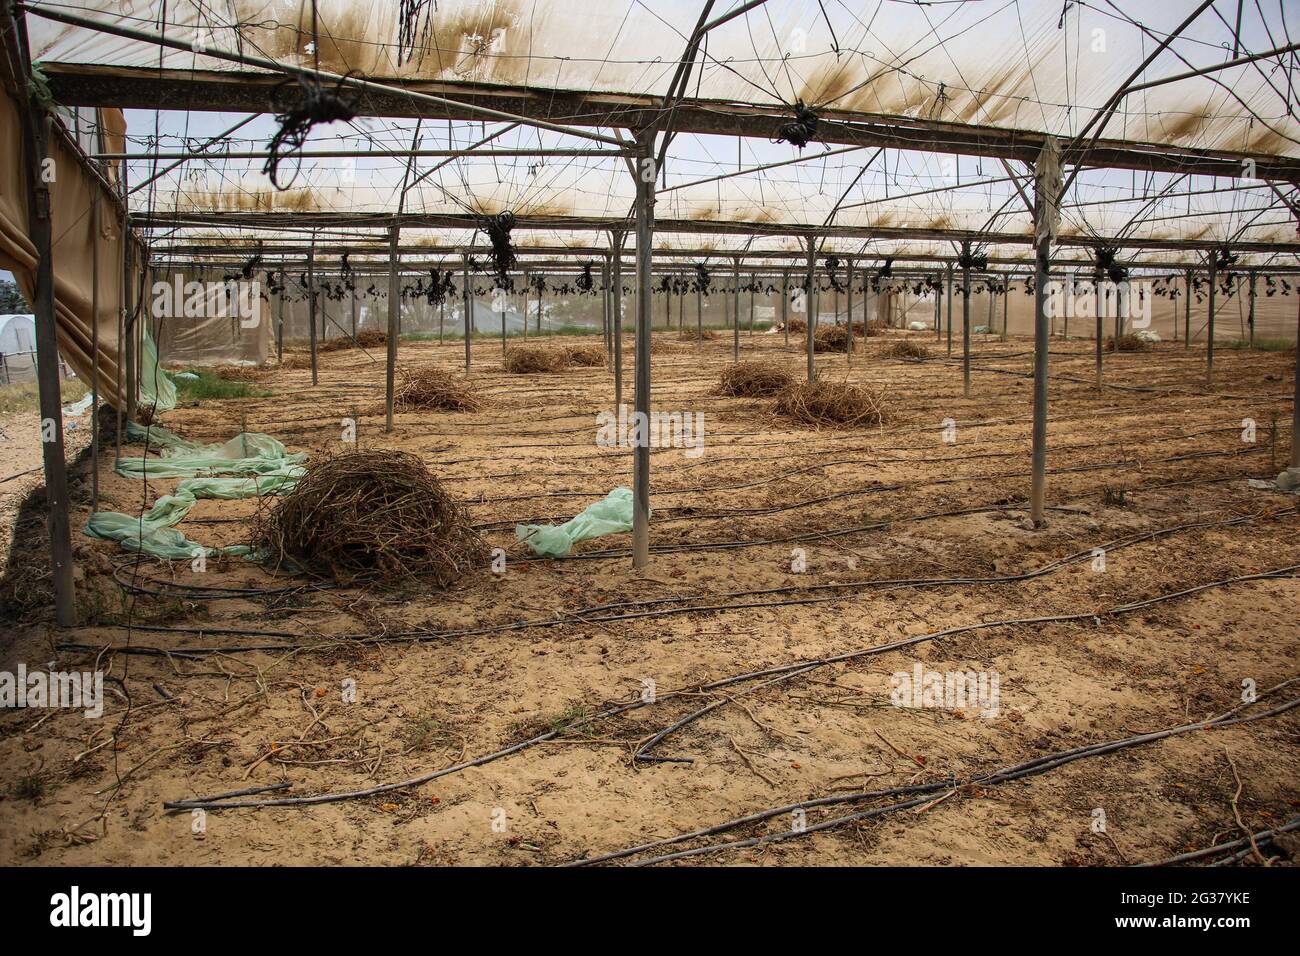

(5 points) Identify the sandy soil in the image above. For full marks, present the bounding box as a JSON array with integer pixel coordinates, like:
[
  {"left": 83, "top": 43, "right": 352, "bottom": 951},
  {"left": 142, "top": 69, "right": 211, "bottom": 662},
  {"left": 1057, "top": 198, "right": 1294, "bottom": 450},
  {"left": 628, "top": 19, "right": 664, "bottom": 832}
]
[
  {"left": 1, "top": 328, "right": 1297, "bottom": 867},
  {"left": 0, "top": 402, "right": 93, "bottom": 569}
]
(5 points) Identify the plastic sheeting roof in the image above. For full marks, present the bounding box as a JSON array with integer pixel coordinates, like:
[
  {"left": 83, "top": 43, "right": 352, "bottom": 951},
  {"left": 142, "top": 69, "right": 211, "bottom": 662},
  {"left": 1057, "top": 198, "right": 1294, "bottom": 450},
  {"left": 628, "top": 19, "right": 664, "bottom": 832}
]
[{"left": 27, "top": 0, "right": 1300, "bottom": 264}]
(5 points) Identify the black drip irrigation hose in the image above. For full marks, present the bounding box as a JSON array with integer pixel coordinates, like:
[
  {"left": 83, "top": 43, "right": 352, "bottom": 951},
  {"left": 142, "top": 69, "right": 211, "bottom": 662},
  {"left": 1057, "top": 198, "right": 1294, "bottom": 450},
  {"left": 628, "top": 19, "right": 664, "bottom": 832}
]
[
  {"left": 1138, "top": 816, "right": 1300, "bottom": 867},
  {"left": 576, "top": 692, "right": 1300, "bottom": 867},
  {"left": 439, "top": 420, "right": 1249, "bottom": 505},
  {"left": 512, "top": 468, "right": 1271, "bottom": 562},
  {"left": 154, "top": 565, "right": 1300, "bottom": 813},
  {"left": 482, "top": 445, "right": 1266, "bottom": 533},
  {"left": 63, "top": 506, "right": 1295, "bottom": 654},
  {"left": 111, "top": 558, "right": 335, "bottom": 601}
]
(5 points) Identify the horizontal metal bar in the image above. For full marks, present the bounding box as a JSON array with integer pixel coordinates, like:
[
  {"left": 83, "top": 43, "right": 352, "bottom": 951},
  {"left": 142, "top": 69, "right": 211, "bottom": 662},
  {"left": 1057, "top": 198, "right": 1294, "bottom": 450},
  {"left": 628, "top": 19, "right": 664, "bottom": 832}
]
[
  {"left": 98, "top": 147, "right": 627, "bottom": 161},
  {"left": 128, "top": 209, "right": 1300, "bottom": 253}
]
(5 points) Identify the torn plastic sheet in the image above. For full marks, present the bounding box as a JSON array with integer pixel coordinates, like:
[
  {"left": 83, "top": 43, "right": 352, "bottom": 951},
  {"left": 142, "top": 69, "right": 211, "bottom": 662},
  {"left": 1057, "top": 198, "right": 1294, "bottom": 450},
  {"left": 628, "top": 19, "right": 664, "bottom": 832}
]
[
  {"left": 85, "top": 423, "right": 305, "bottom": 559},
  {"left": 515, "top": 486, "right": 640, "bottom": 558},
  {"left": 138, "top": 330, "right": 178, "bottom": 416}
]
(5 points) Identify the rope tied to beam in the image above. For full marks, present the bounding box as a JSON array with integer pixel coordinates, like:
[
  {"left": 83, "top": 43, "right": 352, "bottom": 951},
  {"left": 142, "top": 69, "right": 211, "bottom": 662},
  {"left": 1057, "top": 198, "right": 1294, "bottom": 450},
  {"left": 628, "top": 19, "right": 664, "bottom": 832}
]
[
  {"left": 1096, "top": 246, "right": 1128, "bottom": 284},
  {"left": 482, "top": 211, "right": 518, "bottom": 289},
  {"left": 693, "top": 263, "right": 712, "bottom": 295},
  {"left": 263, "top": 73, "right": 358, "bottom": 191},
  {"left": 775, "top": 100, "right": 819, "bottom": 149}
]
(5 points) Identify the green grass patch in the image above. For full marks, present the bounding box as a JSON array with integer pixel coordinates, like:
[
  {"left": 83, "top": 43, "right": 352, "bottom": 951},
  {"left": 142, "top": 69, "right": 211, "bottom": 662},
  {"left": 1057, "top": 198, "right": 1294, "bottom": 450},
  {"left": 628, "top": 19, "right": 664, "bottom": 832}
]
[
  {"left": 0, "top": 376, "right": 90, "bottom": 415},
  {"left": 172, "top": 368, "right": 268, "bottom": 402}
]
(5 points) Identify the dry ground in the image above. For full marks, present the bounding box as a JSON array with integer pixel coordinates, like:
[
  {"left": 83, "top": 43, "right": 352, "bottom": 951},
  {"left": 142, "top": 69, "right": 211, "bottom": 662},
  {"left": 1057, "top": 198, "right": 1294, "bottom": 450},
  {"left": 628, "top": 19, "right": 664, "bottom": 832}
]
[{"left": 1, "top": 327, "right": 1298, "bottom": 866}]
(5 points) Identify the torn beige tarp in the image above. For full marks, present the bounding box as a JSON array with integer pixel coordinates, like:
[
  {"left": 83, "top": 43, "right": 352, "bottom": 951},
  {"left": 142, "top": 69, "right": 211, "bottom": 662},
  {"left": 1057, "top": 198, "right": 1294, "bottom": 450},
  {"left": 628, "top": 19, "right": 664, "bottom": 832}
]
[{"left": 0, "top": 65, "right": 133, "bottom": 408}]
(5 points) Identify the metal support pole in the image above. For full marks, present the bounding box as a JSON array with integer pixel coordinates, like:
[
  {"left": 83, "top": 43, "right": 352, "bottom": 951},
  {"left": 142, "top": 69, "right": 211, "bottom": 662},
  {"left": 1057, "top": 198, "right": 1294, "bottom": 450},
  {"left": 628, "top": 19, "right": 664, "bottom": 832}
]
[
  {"left": 1001, "top": 277, "right": 1009, "bottom": 341},
  {"left": 631, "top": 137, "right": 655, "bottom": 570},
  {"left": 986, "top": 280, "right": 995, "bottom": 337},
  {"left": 89, "top": 194, "right": 100, "bottom": 511},
  {"left": 934, "top": 280, "right": 941, "bottom": 334},
  {"left": 1184, "top": 270, "right": 1192, "bottom": 349},
  {"left": 1207, "top": 254, "right": 1217, "bottom": 387},
  {"left": 664, "top": 271, "right": 671, "bottom": 329},
  {"left": 276, "top": 274, "right": 285, "bottom": 363},
  {"left": 612, "top": 232, "right": 625, "bottom": 409},
  {"left": 1095, "top": 269, "right": 1105, "bottom": 391},
  {"left": 749, "top": 273, "right": 755, "bottom": 336},
  {"left": 307, "top": 245, "right": 318, "bottom": 385},
  {"left": 384, "top": 224, "right": 399, "bottom": 431},
  {"left": 732, "top": 257, "right": 740, "bottom": 362},
  {"left": 12, "top": 23, "right": 75, "bottom": 623},
  {"left": 805, "top": 236, "right": 817, "bottom": 382},
  {"left": 1248, "top": 271, "right": 1256, "bottom": 348},
  {"left": 124, "top": 233, "right": 136, "bottom": 421},
  {"left": 961, "top": 243, "right": 972, "bottom": 398},
  {"left": 945, "top": 263, "right": 954, "bottom": 356},
  {"left": 1291, "top": 290, "right": 1300, "bottom": 469},
  {"left": 782, "top": 269, "right": 790, "bottom": 347},
  {"left": 351, "top": 283, "right": 358, "bottom": 339},
  {"left": 463, "top": 254, "right": 472, "bottom": 372},
  {"left": 1030, "top": 211, "right": 1052, "bottom": 529},
  {"left": 602, "top": 259, "right": 612, "bottom": 361},
  {"left": 845, "top": 258, "right": 854, "bottom": 366},
  {"left": 696, "top": 287, "right": 703, "bottom": 346},
  {"left": 114, "top": 195, "right": 126, "bottom": 464}
]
